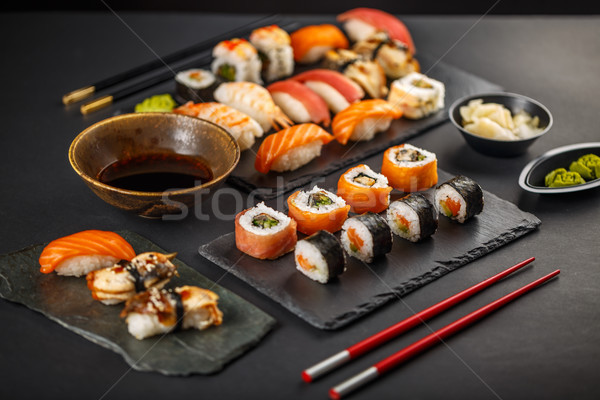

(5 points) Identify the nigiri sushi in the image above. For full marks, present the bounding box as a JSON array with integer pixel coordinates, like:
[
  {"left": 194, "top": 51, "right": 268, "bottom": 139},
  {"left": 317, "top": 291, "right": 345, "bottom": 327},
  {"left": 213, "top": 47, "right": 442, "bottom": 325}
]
[
  {"left": 337, "top": 7, "right": 416, "bottom": 54},
  {"left": 287, "top": 186, "right": 350, "bottom": 236},
  {"left": 121, "top": 286, "right": 223, "bottom": 340},
  {"left": 322, "top": 49, "right": 388, "bottom": 99},
  {"left": 255, "top": 123, "right": 334, "bottom": 174},
  {"left": 250, "top": 25, "right": 294, "bottom": 82},
  {"left": 214, "top": 81, "right": 292, "bottom": 132},
  {"left": 39, "top": 230, "right": 136, "bottom": 277},
  {"left": 267, "top": 80, "right": 331, "bottom": 126},
  {"left": 290, "top": 69, "right": 365, "bottom": 114},
  {"left": 211, "top": 38, "right": 262, "bottom": 84},
  {"left": 331, "top": 99, "right": 402, "bottom": 145},
  {"left": 353, "top": 32, "right": 420, "bottom": 80},
  {"left": 173, "top": 101, "right": 262, "bottom": 150},
  {"left": 86, "top": 252, "right": 178, "bottom": 305},
  {"left": 290, "top": 24, "right": 349, "bottom": 64}
]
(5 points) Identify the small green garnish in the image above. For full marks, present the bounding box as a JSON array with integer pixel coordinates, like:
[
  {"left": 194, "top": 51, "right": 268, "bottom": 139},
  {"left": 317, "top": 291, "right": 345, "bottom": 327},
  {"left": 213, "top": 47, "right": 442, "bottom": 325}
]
[
  {"left": 440, "top": 201, "right": 453, "bottom": 217},
  {"left": 252, "top": 213, "right": 279, "bottom": 229},
  {"left": 134, "top": 94, "right": 177, "bottom": 112},
  {"left": 353, "top": 173, "right": 377, "bottom": 187},
  {"left": 308, "top": 192, "right": 333, "bottom": 208},
  {"left": 349, "top": 243, "right": 359, "bottom": 253},
  {"left": 396, "top": 222, "right": 410, "bottom": 234},
  {"left": 569, "top": 154, "right": 600, "bottom": 180},
  {"left": 218, "top": 64, "right": 237, "bottom": 81},
  {"left": 544, "top": 168, "right": 586, "bottom": 188}
]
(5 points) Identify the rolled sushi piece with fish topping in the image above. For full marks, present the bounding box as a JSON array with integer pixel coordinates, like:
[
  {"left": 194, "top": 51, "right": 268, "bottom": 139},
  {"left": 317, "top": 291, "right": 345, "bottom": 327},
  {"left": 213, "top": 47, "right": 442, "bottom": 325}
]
[
  {"left": 174, "top": 69, "right": 219, "bottom": 103},
  {"left": 337, "top": 164, "right": 392, "bottom": 214},
  {"left": 340, "top": 212, "right": 393, "bottom": 263},
  {"left": 295, "top": 230, "right": 346, "bottom": 284},
  {"left": 290, "top": 24, "right": 349, "bottom": 64},
  {"left": 387, "top": 194, "right": 438, "bottom": 242},
  {"left": 120, "top": 285, "right": 223, "bottom": 340},
  {"left": 235, "top": 202, "right": 297, "bottom": 260},
  {"left": 250, "top": 25, "right": 294, "bottom": 82},
  {"left": 381, "top": 143, "right": 438, "bottom": 192},
  {"left": 352, "top": 32, "right": 419, "bottom": 80},
  {"left": 332, "top": 99, "right": 402, "bottom": 145},
  {"left": 255, "top": 123, "right": 334, "bottom": 173},
  {"left": 211, "top": 38, "right": 262, "bottom": 84},
  {"left": 434, "top": 175, "right": 484, "bottom": 223},
  {"left": 287, "top": 186, "right": 350, "bottom": 236},
  {"left": 267, "top": 80, "right": 331, "bottom": 126},
  {"left": 86, "top": 252, "right": 179, "bottom": 305},
  {"left": 39, "top": 230, "right": 136, "bottom": 276},
  {"left": 322, "top": 49, "right": 388, "bottom": 99},
  {"left": 388, "top": 72, "right": 445, "bottom": 119}
]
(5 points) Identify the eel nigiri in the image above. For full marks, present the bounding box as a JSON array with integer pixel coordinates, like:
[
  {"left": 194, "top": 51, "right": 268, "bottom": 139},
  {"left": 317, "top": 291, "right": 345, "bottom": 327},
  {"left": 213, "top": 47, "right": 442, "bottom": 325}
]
[
  {"left": 267, "top": 80, "right": 331, "bottom": 126},
  {"left": 337, "top": 7, "right": 416, "bottom": 54},
  {"left": 331, "top": 99, "right": 402, "bottom": 145},
  {"left": 255, "top": 123, "right": 334, "bottom": 174},
  {"left": 39, "top": 230, "right": 136, "bottom": 276},
  {"left": 290, "top": 69, "right": 365, "bottom": 114},
  {"left": 173, "top": 101, "right": 263, "bottom": 150},
  {"left": 214, "top": 81, "right": 292, "bottom": 132},
  {"left": 290, "top": 24, "right": 349, "bottom": 64}
]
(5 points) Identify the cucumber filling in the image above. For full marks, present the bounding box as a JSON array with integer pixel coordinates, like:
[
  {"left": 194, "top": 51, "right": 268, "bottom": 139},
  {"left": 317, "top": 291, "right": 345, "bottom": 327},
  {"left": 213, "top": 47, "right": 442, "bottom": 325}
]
[
  {"left": 252, "top": 213, "right": 279, "bottom": 229},
  {"left": 308, "top": 192, "right": 333, "bottom": 208}
]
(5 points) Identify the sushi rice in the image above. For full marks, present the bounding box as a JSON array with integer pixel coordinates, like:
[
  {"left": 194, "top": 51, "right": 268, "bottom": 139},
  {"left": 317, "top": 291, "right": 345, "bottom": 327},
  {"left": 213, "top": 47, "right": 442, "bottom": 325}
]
[
  {"left": 292, "top": 186, "right": 347, "bottom": 214},
  {"left": 387, "top": 200, "right": 421, "bottom": 240},
  {"left": 340, "top": 213, "right": 393, "bottom": 263},
  {"left": 294, "top": 231, "right": 346, "bottom": 284},
  {"left": 211, "top": 39, "right": 263, "bottom": 84},
  {"left": 55, "top": 254, "right": 118, "bottom": 277}
]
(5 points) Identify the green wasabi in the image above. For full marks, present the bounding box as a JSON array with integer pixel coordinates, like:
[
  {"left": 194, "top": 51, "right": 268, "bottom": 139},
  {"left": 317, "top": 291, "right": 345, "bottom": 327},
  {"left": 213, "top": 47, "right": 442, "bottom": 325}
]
[
  {"left": 569, "top": 154, "right": 600, "bottom": 180},
  {"left": 134, "top": 94, "right": 177, "bottom": 112},
  {"left": 544, "top": 168, "right": 585, "bottom": 188}
]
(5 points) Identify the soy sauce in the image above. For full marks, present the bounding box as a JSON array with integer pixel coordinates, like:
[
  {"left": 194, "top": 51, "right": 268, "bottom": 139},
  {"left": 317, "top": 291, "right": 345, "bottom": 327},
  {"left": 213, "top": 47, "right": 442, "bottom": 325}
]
[{"left": 98, "top": 153, "right": 213, "bottom": 192}]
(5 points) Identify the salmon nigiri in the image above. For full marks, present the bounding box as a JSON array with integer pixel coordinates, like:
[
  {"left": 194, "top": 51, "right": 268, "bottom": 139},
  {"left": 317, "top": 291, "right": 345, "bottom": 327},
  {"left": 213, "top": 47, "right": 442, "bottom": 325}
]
[
  {"left": 332, "top": 99, "right": 402, "bottom": 145},
  {"left": 267, "top": 80, "right": 331, "bottom": 127},
  {"left": 39, "top": 230, "right": 136, "bottom": 276},
  {"left": 290, "top": 24, "right": 349, "bottom": 64},
  {"left": 255, "top": 123, "right": 334, "bottom": 174}
]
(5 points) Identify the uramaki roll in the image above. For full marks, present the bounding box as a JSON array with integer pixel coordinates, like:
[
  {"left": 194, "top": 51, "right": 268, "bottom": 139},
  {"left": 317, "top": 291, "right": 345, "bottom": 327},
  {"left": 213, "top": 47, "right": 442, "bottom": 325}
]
[{"left": 381, "top": 143, "right": 437, "bottom": 192}]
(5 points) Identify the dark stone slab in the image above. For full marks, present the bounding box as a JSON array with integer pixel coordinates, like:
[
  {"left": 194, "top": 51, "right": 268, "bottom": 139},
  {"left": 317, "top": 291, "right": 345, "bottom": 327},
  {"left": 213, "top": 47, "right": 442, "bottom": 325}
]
[
  {"left": 199, "top": 170, "right": 541, "bottom": 330},
  {"left": 0, "top": 231, "right": 276, "bottom": 376}
]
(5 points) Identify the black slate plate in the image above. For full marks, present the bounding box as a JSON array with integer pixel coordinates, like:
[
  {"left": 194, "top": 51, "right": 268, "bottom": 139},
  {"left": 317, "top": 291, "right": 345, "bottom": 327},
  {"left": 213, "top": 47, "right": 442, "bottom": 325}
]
[
  {"left": 199, "top": 170, "right": 540, "bottom": 330},
  {"left": 0, "top": 231, "right": 275, "bottom": 375}
]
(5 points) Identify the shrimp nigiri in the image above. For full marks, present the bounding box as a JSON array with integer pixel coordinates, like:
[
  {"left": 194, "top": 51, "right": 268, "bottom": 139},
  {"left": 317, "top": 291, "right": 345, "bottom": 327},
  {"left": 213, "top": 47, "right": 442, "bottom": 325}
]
[
  {"left": 290, "top": 24, "right": 349, "bottom": 64},
  {"left": 331, "top": 99, "right": 403, "bottom": 145}
]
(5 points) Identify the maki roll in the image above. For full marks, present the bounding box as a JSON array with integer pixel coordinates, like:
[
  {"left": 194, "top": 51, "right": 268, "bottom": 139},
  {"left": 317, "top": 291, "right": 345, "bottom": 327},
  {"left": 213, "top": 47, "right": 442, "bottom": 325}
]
[
  {"left": 388, "top": 72, "right": 445, "bottom": 119},
  {"left": 294, "top": 230, "right": 346, "bottom": 284},
  {"left": 387, "top": 194, "right": 438, "bottom": 242},
  {"left": 381, "top": 143, "right": 438, "bottom": 192},
  {"left": 174, "top": 69, "right": 219, "bottom": 103},
  {"left": 434, "top": 176, "right": 484, "bottom": 223},
  {"left": 250, "top": 25, "right": 294, "bottom": 82},
  {"left": 211, "top": 38, "right": 262, "bottom": 84},
  {"left": 341, "top": 212, "right": 393, "bottom": 263},
  {"left": 337, "top": 164, "right": 392, "bottom": 214},
  {"left": 235, "top": 202, "right": 297, "bottom": 260},
  {"left": 287, "top": 186, "right": 350, "bottom": 236}
]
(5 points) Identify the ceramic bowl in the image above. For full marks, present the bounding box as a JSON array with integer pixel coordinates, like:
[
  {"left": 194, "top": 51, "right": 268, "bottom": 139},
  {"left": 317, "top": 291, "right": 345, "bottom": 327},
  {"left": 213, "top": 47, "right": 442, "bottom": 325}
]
[{"left": 69, "top": 112, "right": 240, "bottom": 218}]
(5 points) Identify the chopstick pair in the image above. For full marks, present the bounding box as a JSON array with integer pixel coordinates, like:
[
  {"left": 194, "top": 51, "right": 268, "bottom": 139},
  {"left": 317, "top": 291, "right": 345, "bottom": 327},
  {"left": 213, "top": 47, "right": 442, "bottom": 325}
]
[{"left": 301, "top": 258, "right": 560, "bottom": 399}]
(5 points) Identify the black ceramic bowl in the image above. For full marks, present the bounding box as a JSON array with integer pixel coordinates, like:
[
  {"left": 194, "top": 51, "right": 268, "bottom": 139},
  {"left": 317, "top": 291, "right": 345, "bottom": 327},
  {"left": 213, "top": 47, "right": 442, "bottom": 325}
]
[{"left": 449, "top": 92, "right": 553, "bottom": 157}]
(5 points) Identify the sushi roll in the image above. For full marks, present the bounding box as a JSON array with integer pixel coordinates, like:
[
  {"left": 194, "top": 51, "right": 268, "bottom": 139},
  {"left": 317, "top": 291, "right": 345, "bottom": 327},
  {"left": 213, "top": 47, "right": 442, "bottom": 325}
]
[
  {"left": 287, "top": 186, "right": 350, "bottom": 236},
  {"left": 235, "top": 202, "right": 297, "bottom": 260},
  {"left": 295, "top": 230, "right": 346, "bottom": 284},
  {"left": 353, "top": 32, "right": 419, "bottom": 80},
  {"left": 323, "top": 49, "right": 388, "bottom": 99},
  {"left": 434, "top": 176, "right": 484, "bottom": 223},
  {"left": 267, "top": 80, "right": 331, "bottom": 126},
  {"left": 337, "top": 164, "right": 392, "bottom": 214},
  {"left": 337, "top": 7, "right": 416, "bottom": 54},
  {"left": 387, "top": 194, "right": 438, "bottom": 242},
  {"left": 388, "top": 72, "right": 445, "bottom": 119},
  {"left": 255, "top": 123, "right": 334, "bottom": 173},
  {"left": 290, "top": 24, "right": 349, "bottom": 64},
  {"left": 38, "top": 230, "right": 136, "bottom": 277},
  {"left": 290, "top": 69, "right": 365, "bottom": 114},
  {"left": 173, "top": 101, "right": 262, "bottom": 150},
  {"left": 174, "top": 69, "right": 219, "bottom": 103},
  {"left": 86, "top": 252, "right": 178, "bottom": 305},
  {"left": 331, "top": 99, "right": 402, "bottom": 145},
  {"left": 211, "top": 38, "right": 262, "bottom": 84},
  {"left": 340, "top": 212, "right": 393, "bottom": 263},
  {"left": 214, "top": 81, "right": 292, "bottom": 132},
  {"left": 120, "top": 285, "right": 223, "bottom": 340},
  {"left": 381, "top": 144, "right": 438, "bottom": 192},
  {"left": 250, "top": 25, "right": 294, "bottom": 82}
]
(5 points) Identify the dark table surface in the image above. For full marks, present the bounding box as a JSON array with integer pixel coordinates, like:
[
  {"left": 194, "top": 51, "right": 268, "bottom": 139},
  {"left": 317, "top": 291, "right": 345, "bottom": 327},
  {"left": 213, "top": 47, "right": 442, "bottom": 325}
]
[{"left": 1, "top": 11, "right": 599, "bottom": 400}]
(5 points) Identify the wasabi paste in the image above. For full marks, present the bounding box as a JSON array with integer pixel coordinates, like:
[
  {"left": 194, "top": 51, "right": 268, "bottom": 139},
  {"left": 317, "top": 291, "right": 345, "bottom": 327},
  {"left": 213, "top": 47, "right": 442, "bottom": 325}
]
[
  {"left": 569, "top": 154, "right": 600, "bottom": 181},
  {"left": 544, "top": 168, "right": 585, "bottom": 188},
  {"left": 134, "top": 94, "right": 177, "bottom": 112}
]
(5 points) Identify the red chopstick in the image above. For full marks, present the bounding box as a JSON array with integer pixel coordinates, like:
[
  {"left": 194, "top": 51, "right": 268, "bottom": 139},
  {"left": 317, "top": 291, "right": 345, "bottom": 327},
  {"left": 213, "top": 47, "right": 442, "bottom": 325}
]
[
  {"left": 302, "top": 257, "right": 535, "bottom": 382},
  {"left": 329, "top": 269, "right": 560, "bottom": 399}
]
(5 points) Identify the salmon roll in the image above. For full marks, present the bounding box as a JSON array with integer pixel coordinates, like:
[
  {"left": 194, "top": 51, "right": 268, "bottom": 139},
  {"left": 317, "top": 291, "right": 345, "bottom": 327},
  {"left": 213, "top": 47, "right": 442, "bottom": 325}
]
[
  {"left": 294, "top": 230, "right": 346, "bottom": 284},
  {"left": 337, "top": 164, "right": 392, "bottom": 214},
  {"left": 340, "top": 212, "right": 393, "bottom": 263},
  {"left": 434, "top": 176, "right": 484, "bottom": 223},
  {"left": 387, "top": 194, "right": 438, "bottom": 242},
  {"left": 235, "top": 202, "right": 297, "bottom": 260},
  {"left": 381, "top": 144, "right": 438, "bottom": 192},
  {"left": 290, "top": 24, "right": 349, "bottom": 64},
  {"left": 331, "top": 99, "right": 402, "bottom": 145},
  {"left": 388, "top": 72, "right": 445, "bottom": 119},
  {"left": 287, "top": 186, "right": 350, "bottom": 236}
]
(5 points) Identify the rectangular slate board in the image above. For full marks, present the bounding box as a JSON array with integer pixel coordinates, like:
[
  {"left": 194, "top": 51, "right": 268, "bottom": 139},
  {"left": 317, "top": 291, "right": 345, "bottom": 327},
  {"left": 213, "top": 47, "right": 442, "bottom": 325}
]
[
  {"left": 226, "top": 56, "right": 502, "bottom": 200},
  {"left": 0, "top": 231, "right": 276, "bottom": 376},
  {"left": 199, "top": 170, "right": 541, "bottom": 330}
]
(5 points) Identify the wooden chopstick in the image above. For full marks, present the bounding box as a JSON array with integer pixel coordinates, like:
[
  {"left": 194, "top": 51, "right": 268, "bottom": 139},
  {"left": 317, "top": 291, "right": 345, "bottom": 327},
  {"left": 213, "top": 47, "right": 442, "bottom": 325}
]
[
  {"left": 63, "top": 13, "right": 282, "bottom": 105},
  {"left": 328, "top": 269, "right": 560, "bottom": 399},
  {"left": 302, "top": 257, "right": 535, "bottom": 382}
]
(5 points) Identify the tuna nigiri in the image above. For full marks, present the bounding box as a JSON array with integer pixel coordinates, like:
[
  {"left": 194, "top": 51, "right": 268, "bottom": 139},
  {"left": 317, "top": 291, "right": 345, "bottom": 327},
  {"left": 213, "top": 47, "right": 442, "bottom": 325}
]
[
  {"left": 255, "top": 123, "right": 334, "bottom": 174},
  {"left": 331, "top": 99, "right": 402, "bottom": 145},
  {"left": 267, "top": 80, "right": 331, "bottom": 127},
  {"left": 337, "top": 7, "right": 416, "bottom": 54},
  {"left": 39, "top": 230, "right": 136, "bottom": 276},
  {"left": 290, "top": 24, "right": 349, "bottom": 64}
]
